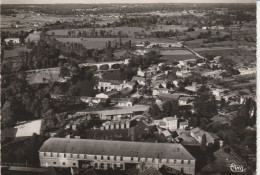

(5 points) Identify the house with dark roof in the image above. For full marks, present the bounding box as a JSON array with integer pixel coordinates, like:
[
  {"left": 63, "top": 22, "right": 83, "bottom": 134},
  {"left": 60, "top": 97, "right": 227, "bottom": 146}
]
[
  {"left": 39, "top": 138, "right": 196, "bottom": 175},
  {"left": 190, "top": 127, "right": 219, "bottom": 146},
  {"left": 158, "top": 93, "right": 180, "bottom": 102}
]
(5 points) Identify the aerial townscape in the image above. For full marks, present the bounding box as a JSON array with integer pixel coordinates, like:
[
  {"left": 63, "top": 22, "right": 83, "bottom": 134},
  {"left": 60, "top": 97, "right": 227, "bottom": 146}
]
[{"left": 1, "top": 2, "right": 256, "bottom": 175}]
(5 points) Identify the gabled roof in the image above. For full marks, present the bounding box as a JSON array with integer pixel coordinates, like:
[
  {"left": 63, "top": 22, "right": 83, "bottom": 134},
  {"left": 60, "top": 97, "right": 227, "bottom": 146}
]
[
  {"left": 132, "top": 76, "right": 146, "bottom": 81},
  {"left": 190, "top": 127, "right": 219, "bottom": 142},
  {"left": 158, "top": 93, "right": 180, "bottom": 101},
  {"left": 104, "top": 91, "right": 121, "bottom": 96},
  {"left": 164, "top": 117, "right": 178, "bottom": 121},
  {"left": 39, "top": 138, "right": 195, "bottom": 160}
]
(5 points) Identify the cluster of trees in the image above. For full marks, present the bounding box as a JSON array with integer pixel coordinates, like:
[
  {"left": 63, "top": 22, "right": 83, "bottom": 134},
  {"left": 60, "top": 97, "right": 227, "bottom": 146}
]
[
  {"left": 42, "top": 32, "right": 131, "bottom": 62},
  {"left": 150, "top": 29, "right": 182, "bottom": 38},
  {"left": 41, "top": 33, "right": 91, "bottom": 59},
  {"left": 19, "top": 40, "right": 60, "bottom": 71},
  {"left": 2, "top": 133, "right": 47, "bottom": 165},
  {"left": 128, "top": 50, "right": 161, "bottom": 69},
  {"left": 219, "top": 57, "right": 240, "bottom": 76},
  {"left": 52, "top": 28, "right": 130, "bottom": 38},
  {"left": 148, "top": 100, "right": 192, "bottom": 120},
  {"left": 1, "top": 75, "right": 54, "bottom": 128}
]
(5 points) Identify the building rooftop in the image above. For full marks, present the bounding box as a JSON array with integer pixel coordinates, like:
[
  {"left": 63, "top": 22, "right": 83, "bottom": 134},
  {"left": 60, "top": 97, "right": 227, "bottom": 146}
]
[
  {"left": 158, "top": 93, "right": 180, "bottom": 101},
  {"left": 39, "top": 138, "right": 195, "bottom": 160},
  {"left": 132, "top": 76, "right": 146, "bottom": 81},
  {"left": 164, "top": 117, "right": 178, "bottom": 121},
  {"left": 99, "top": 79, "right": 125, "bottom": 85},
  {"left": 190, "top": 127, "right": 219, "bottom": 143}
]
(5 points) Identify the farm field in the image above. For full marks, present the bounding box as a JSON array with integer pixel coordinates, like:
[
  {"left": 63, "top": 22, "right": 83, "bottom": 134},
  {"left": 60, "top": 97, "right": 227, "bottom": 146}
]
[
  {"left": 160, "top": 49, "right": 192, "bottom": 55},
  {"left": 4, "top": 47, "right": 31, "bottom": 59},
  {"left": 160, "top": 54, "right": 199, "bottom": 63},
  {"left": 152, "top": 24, "right": 188, "bottom": 31},
  {"left": 197, "top": 48, "right": 256, "bottom": 63}
]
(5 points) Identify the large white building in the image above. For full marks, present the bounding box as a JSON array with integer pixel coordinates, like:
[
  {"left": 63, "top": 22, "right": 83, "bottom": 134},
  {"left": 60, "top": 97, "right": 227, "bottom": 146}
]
[
  {"left": 4, "top": 38, "right": 20, "bottom": 45},
  {"left": 154, "top": 116, "right": 179, "bottom": 131},
  {"left": 39, "top": 138, "right": 196, "bottom": 174},
  {"left": 97, "top": 79, "right": 126, "bottom": 92}
]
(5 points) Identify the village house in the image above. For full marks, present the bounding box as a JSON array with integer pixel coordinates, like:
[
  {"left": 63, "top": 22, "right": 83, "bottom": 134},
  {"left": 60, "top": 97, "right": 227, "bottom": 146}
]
[
  {"left": 95, "top": 91, "right": 122, "bottom": 99},
  {"left": 178, "top": 59, "right": 197, "bottom": 68},
  {"left": 154, "top": 116, "right": 179, "bottom": 131},
  {"left": 124, "top": 81, "right": 136, "bottom": 90},
  {"left": 158, "top": 93, "right": 180, "bottom": 102},
  {"left": 4, "top": 38, "right": 20, "bottom": 45},
  {"left": 238, "top": 67, "right": 256, "bottom": 75},
  {"left": 97, "top": 79, "right": 126, "bottom": 92},
  {"left": 211, "top": 88, "right": 226, "bottom": 100},
  {"left": 79, "top": 96, "right": 103, "bottom": 105},
  {"left": 133, "top": 49, "right": 149, "bottom": 56},
  {"left": 176, "top": 70, "right": 192, "bottom": 78},
  {"left": 201, "top": 70, "right": 226, "bottom": 79},
  {"left": 185, "top": 82, "right": 202, "bottom": 93},
  {"left": 50, "top": 93, "right": 64, "bottom": 100},
  {"left": 39, "top": 138, "right": 196, "bottom": 174},
  {"left": 223, "top": 92, "right": 240, "bottom": 103},
  {"left": 119, "top": 88, "right": 132, "bottom": 97},
  {"left": 137, "top": 68, "right": 158, "bottom": 78},
  {"left": 132, "top": 76, "right": 146, "bottom": 86},
  {"left": 178, "top": 97, "right": 194, "bottom": 106},
  {"left": 116, "top": 98, "right": 135, "bottom": 107},
  {"left": 153, "top": 80, "right": 167, "bottom": 89},
  {"left": 190, "top": 127, "right": 219, "bottom": 146},
  {"left": 179, "top": 122, "right": 189, "bottom": 129},
  {"left": 152, "top": 88, "right": 169, "bottom": 96},
  {"left": 161, "top": 130, "right": 174, "bottom": 142}
]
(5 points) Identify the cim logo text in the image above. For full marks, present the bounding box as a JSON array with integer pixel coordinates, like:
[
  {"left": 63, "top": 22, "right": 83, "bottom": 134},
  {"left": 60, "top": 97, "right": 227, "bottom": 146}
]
[{"left": 229, "top": 163, "right": 246, "bottom": 173}]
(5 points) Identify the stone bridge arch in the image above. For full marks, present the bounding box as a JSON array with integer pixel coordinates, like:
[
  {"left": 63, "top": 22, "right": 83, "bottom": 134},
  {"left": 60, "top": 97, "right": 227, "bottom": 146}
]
[{"left": 99, "top": 64, "right": 109, "bottom": 70}]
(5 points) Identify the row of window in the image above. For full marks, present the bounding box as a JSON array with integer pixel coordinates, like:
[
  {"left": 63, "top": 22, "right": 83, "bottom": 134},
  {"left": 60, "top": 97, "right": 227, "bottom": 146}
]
[
  {"left": 43, "top": 153, "right": 191, "bottom": 164},
  {"left": 93, "top": 163, "right": 123, "bottom": 170},
  {"left": 52, "top": 162, "right": 76, "bottom": 166}
]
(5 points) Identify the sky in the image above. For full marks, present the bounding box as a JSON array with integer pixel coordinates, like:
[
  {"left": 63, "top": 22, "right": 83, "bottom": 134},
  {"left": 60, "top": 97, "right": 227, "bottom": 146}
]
[{"left": 1, "top": 0, "right": 256, "bottom": 4}]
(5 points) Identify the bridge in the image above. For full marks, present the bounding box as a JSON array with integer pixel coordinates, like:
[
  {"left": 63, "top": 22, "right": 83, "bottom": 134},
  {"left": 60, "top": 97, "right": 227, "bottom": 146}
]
[{"left": 79, "top": 59, "right": 129, "bottom": 71}]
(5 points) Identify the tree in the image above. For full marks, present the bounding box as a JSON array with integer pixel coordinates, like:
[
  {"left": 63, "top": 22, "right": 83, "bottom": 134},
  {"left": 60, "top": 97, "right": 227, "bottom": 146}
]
[
  {"left": 60, "top": 66, "right": 70, "bottom": 77},
  {"left": 194, "top": 93, "right": 217, "bottom": 119},
  {"left": 189, "top": 117, "right": 198, "bottom": 128},
  {"left": 68, "top": 86, "right": 81, "bottom": 96},
  {"left": 200, "top": 133, "right": 207, "bottom": 152},
  {"left": 101, "top": 98, "right": 111, "bottom": 107},
  {"left": 149, "top": 103, "right": 162, "bottom": 119},
  {"left": 220, "top": 98, "right": 226, "bottom": 108}
]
